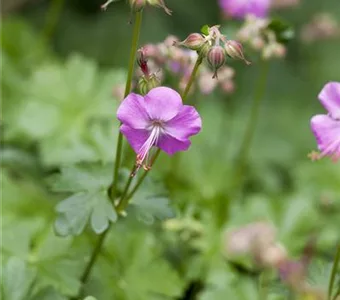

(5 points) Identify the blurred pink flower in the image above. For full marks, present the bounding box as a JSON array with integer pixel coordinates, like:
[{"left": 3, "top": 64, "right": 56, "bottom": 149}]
[
  {"left": 310, "top": 82, "right": 340, "bottom": 161},
  {"left": 219, "top": 0, "right": 271, "bottom": 19}
]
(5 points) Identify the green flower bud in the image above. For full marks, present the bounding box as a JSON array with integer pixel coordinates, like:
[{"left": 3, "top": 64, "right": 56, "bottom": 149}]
[
  {"left": 138, "top": 74, "right": 160, "bottom": 95},
  {"left": 197, "top": 41, "right": 211, "bottom": 57}
]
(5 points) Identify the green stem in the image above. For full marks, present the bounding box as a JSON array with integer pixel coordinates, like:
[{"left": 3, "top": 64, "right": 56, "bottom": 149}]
[
  {"left": 233, "top": 62, "right": 269, "bottom": 190},
  {"left": 41, "top": 0, "right": 65, "bottom": 42},
  {"left": 115, "top": 170, "right": 135, "bottom": 213},
  {"left": 110, "top": 11, "right": 143, "bottom": 201},
  {"left": 328, "top": 244, "right": 340, "bottom": 300},
  {"left": 182, "top": 56, "right": 203, "bottom": 101},
  {"left": 115, "top": 55, "right": 204, "bottom": 211},
  {"left": 79, "top": 229, "right": 110, "bottom": 284},
  {"left": 258, "top": 271, "right": 269, "bottom": 300}
]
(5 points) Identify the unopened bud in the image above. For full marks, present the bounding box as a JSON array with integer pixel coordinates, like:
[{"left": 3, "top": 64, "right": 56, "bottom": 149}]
[
  {"left": 198, "top": 42, "right": 211, "bottom": 57},
  {"left": 138, "top": 74, "right": 160, "bottom": 95},
  {"left": 224, "top": 40, "right": 251, "bottom": 65},
  {"left": 176, "top": 33, "right": 206, "bottom": 51},
  {"left": 207, "top": 45, "right": 226, "bottom": 78},
  {"left": 147, "top": 0, "right": 172, "bottom": 15},
  {"left": 129, "top": 0, "right": 146, "bottom": 12},
  {"left": 137, "top": 47, "right": 150, "bottom": 77}
]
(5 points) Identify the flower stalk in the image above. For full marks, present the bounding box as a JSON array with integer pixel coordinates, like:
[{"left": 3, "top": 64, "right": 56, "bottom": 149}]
[
  {"left": 328, "top": 244, "right": 340, "bottom": 300},
  {"left": 110, "top": 11, "right": 143, "bottom": 202},
  {"left": 115, "top": 54, "right": 204, "bottom": 213},
  {"left": 232, "top": 61, "right": 269, "bottom": 191},
  {"left": 41, "top": 0, "right": 65, "bottom": 42}
]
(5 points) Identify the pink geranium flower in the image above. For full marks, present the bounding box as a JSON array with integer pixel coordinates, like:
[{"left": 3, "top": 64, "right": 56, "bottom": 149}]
[
  {"left": 310, "top": 82, "right": 340, "bottom": 161},
  {"left": 117, "top": 87, "right": 202, "bottom": 172},
  {"left": 218, "top": 0, "right": 271, "bottom": 19}
]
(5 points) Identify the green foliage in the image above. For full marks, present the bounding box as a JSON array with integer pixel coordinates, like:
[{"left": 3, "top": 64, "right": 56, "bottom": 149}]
[
  {"left": 267, "top": 18, "right": 295, "bottom": 44},
  {"left": 14, "top": 55, "right": 124, "bottom": 165},
  {"left": 200, "top": 24, "right": 210, "bottom": 35},
  {"left": 2, "top": 3, "right": 340, "bottom": 299},
  {"left": 50, "top": 164, "right": 117, "bottom": 235},
  {"left": 129, "top": 179, "right": 174, "bottom": 223},
  {"left": 1, "top": 171, "right": 84, "bottom": 298},
  {"left": 2, "top": 257, "right": 36, "bottom": 300}
]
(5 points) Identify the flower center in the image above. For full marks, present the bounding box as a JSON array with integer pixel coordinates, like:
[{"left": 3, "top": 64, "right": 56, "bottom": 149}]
[{"left": 132, "top": 121, "right": 165, "bottom": 176}]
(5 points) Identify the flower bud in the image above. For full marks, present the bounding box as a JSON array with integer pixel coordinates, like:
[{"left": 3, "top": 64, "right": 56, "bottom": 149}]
[
  {"left": 129, "top": 0, "right": 146, "bottom": 12},
  {"left": 207, "top": 45, "right": 226, "bottom": 78},
  {"left": 147, "top": 0, "right": 172, "bottom": 15},
  {"left": 197, "top": 42, "right": 211, "bottom": 57},
  {"left": 176, "top": 33, "right": 206, "bottom": 51},
  {"left": 224, "top": 40, "right": 251, "bottom": 65},
  {"left": 138, "top": 74, "right": 160, "bottom": 95}
]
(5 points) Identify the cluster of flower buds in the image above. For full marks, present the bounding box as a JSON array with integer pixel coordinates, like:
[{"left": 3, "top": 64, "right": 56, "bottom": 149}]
[
  {"left": 224, "top": 222, "right": 288, "bottom": 268},
  {"left": 175, "top": 25, "right": 250, "bottom": 78},
  {"left": 101, "top": 0, "right": 171, "bottom": 15},
  {"left": 112, "top": 29, "right": 242, "bottom": 98},
  {"left": 301, "top": 13, "right": 340, "bottom": 44},
  {"left": 237, "top": 15, "right": 286, "bottom": 60},
  {"left": 131, "top": 34, "right": 237, "bottom": 96}
]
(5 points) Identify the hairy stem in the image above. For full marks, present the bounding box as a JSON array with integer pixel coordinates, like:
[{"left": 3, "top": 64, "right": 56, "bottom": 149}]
[
  {"left": 233, "top": 62, "right": 269, "bottom": 191},
  {"left": 115, "top": 55, "right": 204, "bottom": 212},
  {"left": 109, "top": 11, "right": 143, "bottom": 202},
  {"left": 328, "top": 244, "right": 340, "bottom": 300}
]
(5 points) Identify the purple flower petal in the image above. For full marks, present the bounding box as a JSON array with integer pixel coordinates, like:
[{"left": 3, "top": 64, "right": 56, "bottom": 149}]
[
  {"left": 164, "top": 105, "right": 202, "bottom": 140},
  {"left": 311, "top": 114, "right": 340, "bottom": 156},
  {"left": 117, "top": 93, "right": 150, "bottom": 129},
  {"left": 318, "top": 82, "right": 340, "bottom": 119},
  {"left": 157, "top": 135, "right": 191, "bottom": 155},
  {"left": 219, "top": 0, "right": 270, "bottom": 19},
  {"left": 120, "top": 124, "right": 149, "bottom": 153},
  {"left": 144, "top": 87, "right": 182, "bottom": 121}
]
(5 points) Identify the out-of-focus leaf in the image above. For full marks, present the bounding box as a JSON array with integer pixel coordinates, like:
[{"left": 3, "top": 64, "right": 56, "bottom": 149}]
[
  {"left": 130, "top": 179, "right": 174, "bottom": 224},
  {"left": 199, "top": 264, "right": 259, "bottom": 300},
  {"left": 49, "top": 164, "right": 112, "bottom": 193},
  {"left": 29, "top": 287, "right": 67, "bottom": 300},
  {"left": 33, "top": 258, "right": 82, "bottom": 297},
  {"left": 2, "top": 257, "right": 36, "bottom": 300},
  {"left": 104, "top": 228, "right": 184, "bottom": 300},
  {"left": 0, "top": 148, "right": 42, "bottom": 178},
  {"left": 0, "top": 18, "right": 50, "bottom": 72},
  {"left": 50, "top": 164, "right": 117, "bottom": 235},
  {"left": 267, "top": 18, "right": 295, "bottom": 44},
  {"left": 27, "top": 228, "right": 83, "bottom": 297},
  {"left": 11, "top": 54, "right": 124, "bottom": 166}
]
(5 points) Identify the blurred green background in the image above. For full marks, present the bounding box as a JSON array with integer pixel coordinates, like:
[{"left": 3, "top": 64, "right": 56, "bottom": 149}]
[{"left": 1, "top": 0, "right": 340, "bottom": 299}]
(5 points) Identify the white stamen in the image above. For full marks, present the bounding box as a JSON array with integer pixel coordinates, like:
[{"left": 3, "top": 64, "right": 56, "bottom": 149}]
[{"left": 136, "top": 121, "right": 164, "bottom": 169}]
